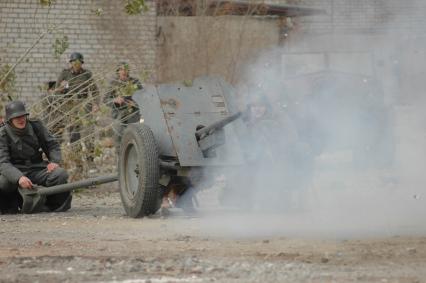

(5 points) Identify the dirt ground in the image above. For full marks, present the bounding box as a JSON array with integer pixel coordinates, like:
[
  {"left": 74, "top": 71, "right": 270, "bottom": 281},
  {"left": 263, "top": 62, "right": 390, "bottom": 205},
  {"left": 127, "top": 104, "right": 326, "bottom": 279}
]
[{"left": 0, "top": 185, "right": 425, "bottom": 283}]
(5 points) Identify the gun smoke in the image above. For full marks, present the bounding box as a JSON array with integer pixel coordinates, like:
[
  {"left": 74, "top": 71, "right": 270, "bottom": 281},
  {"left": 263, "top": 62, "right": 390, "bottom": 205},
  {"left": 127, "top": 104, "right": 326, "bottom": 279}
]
[{"left": 193, "top": 0, "right": 426, "bottom": 239}]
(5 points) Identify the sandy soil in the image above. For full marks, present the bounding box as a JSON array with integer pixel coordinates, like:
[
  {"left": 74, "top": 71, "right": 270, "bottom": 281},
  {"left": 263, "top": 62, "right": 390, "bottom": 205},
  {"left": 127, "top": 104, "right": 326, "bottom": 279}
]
[{"left": 0, "top": 186, "right": 425, "bottom": 283}]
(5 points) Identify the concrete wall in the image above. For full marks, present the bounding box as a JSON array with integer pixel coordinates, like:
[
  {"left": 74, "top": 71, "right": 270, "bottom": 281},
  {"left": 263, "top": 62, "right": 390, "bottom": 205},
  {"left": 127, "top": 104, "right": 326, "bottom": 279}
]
[
  {"left": 156, "top": 16, "right": 281, "bottom": 84},
  {"left": 0, "top": 0, "right": 157, "bottom": 104}
]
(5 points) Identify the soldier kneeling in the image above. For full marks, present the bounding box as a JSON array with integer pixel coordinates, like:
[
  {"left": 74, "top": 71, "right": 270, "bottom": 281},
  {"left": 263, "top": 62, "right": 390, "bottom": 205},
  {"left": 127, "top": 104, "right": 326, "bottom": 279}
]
[{"left": 0, "top": 101, "right": 71, "bottom": 214}]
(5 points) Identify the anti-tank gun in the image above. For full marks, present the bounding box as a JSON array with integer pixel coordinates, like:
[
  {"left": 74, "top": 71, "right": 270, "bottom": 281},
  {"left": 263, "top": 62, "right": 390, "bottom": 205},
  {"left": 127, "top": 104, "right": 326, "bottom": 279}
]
[{"left": 19, "top": 76, "right": 249, "bottom": 216}]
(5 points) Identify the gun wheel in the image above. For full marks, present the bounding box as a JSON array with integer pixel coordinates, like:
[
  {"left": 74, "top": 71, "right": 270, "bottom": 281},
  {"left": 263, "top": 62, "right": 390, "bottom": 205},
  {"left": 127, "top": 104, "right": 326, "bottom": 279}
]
[{"left": 119, "top": 124, "right": 161, "bottom": 218}]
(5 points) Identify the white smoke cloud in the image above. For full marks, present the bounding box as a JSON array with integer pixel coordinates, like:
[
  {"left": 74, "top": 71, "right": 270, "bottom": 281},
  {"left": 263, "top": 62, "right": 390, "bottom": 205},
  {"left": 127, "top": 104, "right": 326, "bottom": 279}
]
[{"left": 193, "top": 0, "right": 426, "bottom": 239}]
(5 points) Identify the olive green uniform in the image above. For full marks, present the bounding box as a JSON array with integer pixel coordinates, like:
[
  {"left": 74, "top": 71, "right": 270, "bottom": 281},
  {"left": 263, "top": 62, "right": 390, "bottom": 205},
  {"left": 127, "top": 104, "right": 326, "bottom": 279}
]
[
  {"left": 55, "top": 68, "right": 99, "bottom": 162},
  {"left": 0, "top": 120, "right": 70, "bottom": 214},
  {"left": 105, "top": 76, "right": 142, "bottom": 121},
  {"left": 104, "top": 76, "right": 143, "bottom": 152},
  {"left": 56, "top": 68, "right": 99, "bottom": 143},
  {"left": 55, "top": 68, "right": 99, "bottom": 100}
]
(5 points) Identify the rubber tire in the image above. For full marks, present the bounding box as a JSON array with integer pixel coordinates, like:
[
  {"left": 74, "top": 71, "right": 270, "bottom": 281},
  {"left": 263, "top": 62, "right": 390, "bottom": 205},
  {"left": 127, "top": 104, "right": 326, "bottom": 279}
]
[{"left": 119, "top": 124, "right": 160, "bottom": 218}]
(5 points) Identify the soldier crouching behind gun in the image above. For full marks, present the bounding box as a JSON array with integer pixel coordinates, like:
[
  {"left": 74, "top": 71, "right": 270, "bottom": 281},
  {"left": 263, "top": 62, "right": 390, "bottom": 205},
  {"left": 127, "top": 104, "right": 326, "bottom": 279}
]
[{"left": 0, "top": 101, "right": 71, "bottom": 214}]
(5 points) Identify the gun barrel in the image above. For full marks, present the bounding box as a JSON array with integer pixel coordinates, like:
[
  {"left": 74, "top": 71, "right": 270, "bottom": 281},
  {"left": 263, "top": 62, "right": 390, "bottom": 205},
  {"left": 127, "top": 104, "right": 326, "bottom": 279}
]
[
  {"left": 35, "top": 174, "right": 118, "bottom": 196},
  {"left": 195, "top": 111, "right": 242, "bottom": 140}
]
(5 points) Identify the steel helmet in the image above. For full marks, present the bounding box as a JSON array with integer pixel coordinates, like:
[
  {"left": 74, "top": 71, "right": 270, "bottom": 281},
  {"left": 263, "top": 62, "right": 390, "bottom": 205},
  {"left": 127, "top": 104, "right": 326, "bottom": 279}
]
[
  {"left": 5, "top": 100, "right": 29, "bottom": 121},
  {"left": 69, "top": 52, "right": 84, "bottom": 63}
]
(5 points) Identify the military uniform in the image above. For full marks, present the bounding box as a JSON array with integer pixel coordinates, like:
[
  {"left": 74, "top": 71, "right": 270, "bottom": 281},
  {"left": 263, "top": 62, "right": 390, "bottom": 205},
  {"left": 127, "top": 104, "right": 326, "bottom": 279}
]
[
  {"left": 104, "top": 76, "right": 143, "bottom": 152},
  {"left": 55, "top": 68, "right": 98, "bottom": 99},
  {"left": 55, "top": 67, "right": 100, "bottom": 116},
  {"left": 0, "top": 120, "right": 70, "bottom": 214},
  {"left": 105, "top": 76, "right": 142, "bottom": 121},
  {"left": 55, "top": 67, "right": 99, "bottom": 165}
]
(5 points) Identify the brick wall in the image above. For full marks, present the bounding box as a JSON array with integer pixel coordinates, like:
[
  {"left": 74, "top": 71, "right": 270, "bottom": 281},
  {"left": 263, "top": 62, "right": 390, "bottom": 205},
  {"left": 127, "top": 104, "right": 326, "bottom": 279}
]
[{"left": 0, "top": 0, "right": 157, "bottom": 104}]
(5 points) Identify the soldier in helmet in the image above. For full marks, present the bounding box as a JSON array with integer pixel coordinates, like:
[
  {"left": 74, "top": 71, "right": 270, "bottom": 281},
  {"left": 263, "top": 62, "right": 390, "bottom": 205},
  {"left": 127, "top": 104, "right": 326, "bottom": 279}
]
[
  {"left": 0, "top": 101, "right": 71, "bottom": 214},
  {"left": 104, "top": 62, "right": 143, "bottom": 153},
  {"left": 55, "top": 52, "right": 100, "bottom": 170},
  {"left": 55, "top": 52, "right": 100, "bottom": 106}
]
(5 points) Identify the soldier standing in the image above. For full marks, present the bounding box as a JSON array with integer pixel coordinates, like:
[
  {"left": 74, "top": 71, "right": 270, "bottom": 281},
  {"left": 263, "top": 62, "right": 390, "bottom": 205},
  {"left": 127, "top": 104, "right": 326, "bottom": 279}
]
[
  {"left": 55, "top": 52, "right": 99, "bottom": 169},
  {"left": 104, "top": 62, "right": 143, "bottom": 153},
  {"left": 0, "top": 101, "right": 71, "bottom": 214}
]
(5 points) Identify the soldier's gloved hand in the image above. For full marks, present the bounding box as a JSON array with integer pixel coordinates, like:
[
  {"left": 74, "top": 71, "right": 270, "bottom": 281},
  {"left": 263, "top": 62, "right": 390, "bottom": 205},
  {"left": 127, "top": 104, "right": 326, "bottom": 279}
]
[
  {"left": 47, "top": 162, "right": 59, "bottom": 173},
  {"left": 18, "top": 176, "right": 33, "bottom": 190}
]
